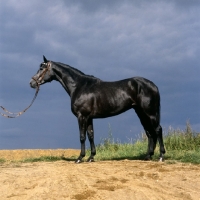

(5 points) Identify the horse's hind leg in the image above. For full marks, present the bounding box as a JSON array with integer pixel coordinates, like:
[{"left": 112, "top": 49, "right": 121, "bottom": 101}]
[
  {"left": 145, "top": 130, "right": 157, "bottom": 160},
  {"left": 145, "top": 115, "right": 165, "bottom": 161},
  {"left": 86, "top": 118, "right": 96, "bottom": 162},
  {"left": 134, "top": 108, "right": 157, "bottom": 160},
  {"left": 155, "top": 125, "right": 166, "bottom": 161}
]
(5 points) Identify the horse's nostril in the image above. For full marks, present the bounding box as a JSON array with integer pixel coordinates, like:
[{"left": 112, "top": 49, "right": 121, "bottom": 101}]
[{"left": 30, "top": 80, "right": 35, "bottom": 88}]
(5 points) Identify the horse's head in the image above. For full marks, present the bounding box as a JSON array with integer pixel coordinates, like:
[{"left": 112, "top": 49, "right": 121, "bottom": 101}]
[{"left": 30, "top": 56, "right": 54, "bottom": 88}]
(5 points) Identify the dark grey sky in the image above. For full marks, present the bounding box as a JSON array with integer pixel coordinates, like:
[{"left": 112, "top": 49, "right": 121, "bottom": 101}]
[{"left": 0, "top": 0, "right": 199, "bottom": 149}]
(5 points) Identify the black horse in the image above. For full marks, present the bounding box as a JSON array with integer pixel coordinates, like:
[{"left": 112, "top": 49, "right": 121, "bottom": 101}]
[{"left": 30, "top": 56, "right": 165, "bottom": 163}]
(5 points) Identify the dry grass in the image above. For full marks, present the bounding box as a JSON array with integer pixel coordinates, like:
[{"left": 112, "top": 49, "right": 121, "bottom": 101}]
[{"left": 0, "top": 149, "right": 79, "bottom": 162}]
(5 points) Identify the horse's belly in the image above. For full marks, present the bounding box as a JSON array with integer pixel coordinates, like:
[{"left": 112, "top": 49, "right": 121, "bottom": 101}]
[{"left": 91, "top": 99, "right": 132, "bottom": 118}]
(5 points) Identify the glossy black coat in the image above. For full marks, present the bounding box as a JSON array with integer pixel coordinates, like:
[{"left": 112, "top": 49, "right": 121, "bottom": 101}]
[{"left": 30, "top": 56, "right": 165, "bottom": 163}]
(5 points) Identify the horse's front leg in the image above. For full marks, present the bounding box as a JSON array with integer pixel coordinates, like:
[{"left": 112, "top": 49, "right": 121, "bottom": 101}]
[
  {"left": 75, "top": 115, "right": 87, "bottom": 163},
  {"left": 87, "top": 118, "right": 96, "bottom": 162}
]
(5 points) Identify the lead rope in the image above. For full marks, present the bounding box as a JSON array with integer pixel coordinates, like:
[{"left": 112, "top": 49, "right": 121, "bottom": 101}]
[
  {"left": 0, "top": 62, "right": 51, "bottom": 118},
  {"left": 0, "top": 81, "right": 40, "bottom": 118}
]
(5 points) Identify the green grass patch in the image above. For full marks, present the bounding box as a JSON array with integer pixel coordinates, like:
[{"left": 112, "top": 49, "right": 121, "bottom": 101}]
[
  {"left": 88, "top": 122, "right": 200, "bottom": 164},
  {"left": 0, "top": 158, "right": 6, "bottom": 163},
  {"left": 23, "top": 156, "right": 63, "bottom": 163},
  {"left": 22, "top": 155, "right": 77, "bottom": 163},
  {"left": 165, "top": 122, "right": 200, "bottom": 151},
  {"left": 164, "top": 150, "right": 200, "bottom": 164},
  {"left": 164, "top": 122, "right": 200, "bottom": 164},
  {"left": 92, "top": 140, "right": 148, "bottom": 161}
]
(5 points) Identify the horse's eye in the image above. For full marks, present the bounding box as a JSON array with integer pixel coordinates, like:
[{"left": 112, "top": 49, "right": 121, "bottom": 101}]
[{"left": 40, "top": 65, "right": 45, "bottom": 70}]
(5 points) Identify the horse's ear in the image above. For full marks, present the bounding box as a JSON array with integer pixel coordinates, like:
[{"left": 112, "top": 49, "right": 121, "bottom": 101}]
[{"left": 43, "top": 55, "right": 48, "bottom": 63}]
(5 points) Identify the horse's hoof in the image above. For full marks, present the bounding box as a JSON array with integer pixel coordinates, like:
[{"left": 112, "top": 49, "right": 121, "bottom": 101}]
[
  {"left": 144, "top": 156, "right": 152, "bottom": 161},
  {"left": 87, "top": 158, "right": 95, "bottom": 162},
  {"left": 159, "top": 157, "right": 164, "bottom": 162},
  {"left": 75, "top": 159, "right": 82, "bottom": 164}
]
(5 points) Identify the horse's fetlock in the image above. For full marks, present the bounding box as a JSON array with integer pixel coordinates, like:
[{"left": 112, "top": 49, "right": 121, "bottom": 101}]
[{"left": 91, "top": 150, "right": 96, "bottom": 156}]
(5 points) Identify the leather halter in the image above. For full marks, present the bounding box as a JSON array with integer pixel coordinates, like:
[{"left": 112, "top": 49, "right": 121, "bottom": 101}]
[{"left": 31, "top": 62, "right": 51, "bottom": 86}]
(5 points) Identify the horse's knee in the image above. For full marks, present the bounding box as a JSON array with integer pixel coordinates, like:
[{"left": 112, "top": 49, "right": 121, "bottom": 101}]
[
  {"left": 87, "top": 130, "right": 94, "bottom": 139},
  {"left": 87, "top": 128, "right": 95, "bottom": 142},
  {"left": 80, "top": 134, "right": 86, "bottom": 143}
]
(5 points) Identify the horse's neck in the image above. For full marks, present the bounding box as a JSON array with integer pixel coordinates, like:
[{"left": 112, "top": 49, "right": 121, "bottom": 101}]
[{"left": 52, "top": 63, "right": 83, "bottom": 96}]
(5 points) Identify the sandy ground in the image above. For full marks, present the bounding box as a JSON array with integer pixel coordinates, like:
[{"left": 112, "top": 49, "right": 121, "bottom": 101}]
[{"left": 0, "top": 150, "right": 200, "bottom": 200}]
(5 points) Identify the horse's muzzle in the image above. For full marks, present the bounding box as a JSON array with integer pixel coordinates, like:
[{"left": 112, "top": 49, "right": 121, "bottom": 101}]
[{"left": 30, "top": 78, "right": 37, "bottom": 88}]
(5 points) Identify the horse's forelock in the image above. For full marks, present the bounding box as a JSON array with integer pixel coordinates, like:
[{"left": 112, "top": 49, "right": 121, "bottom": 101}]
[{"left": 39, "top": 62, "right": 48, "bottom": 69}]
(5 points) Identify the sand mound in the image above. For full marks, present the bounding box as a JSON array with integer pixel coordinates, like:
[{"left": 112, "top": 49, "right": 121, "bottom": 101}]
[{"left": 0, "top": 150, "right": 199, "bottom": 200}]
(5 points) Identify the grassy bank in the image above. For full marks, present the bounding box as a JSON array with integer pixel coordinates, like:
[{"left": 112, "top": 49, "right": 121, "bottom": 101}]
[
  {"left": 0, "top": 122, "right": 199, "bottom": 164},
  {"left": 91, "top": 122, "right": 200, "bottom": 164}
]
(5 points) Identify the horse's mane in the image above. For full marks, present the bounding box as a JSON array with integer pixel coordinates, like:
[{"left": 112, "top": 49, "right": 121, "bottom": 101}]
[
  {"left": 54, "top": 62, "right": 101, "bottom": 81},
  {"left": 55, "top": 62, "right": 85, "bottom": 74}
]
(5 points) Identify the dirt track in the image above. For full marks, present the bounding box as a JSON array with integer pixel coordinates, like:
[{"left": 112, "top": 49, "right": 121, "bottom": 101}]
[{"left": 0, "top": 150, "right": 200, "bottom": 200}]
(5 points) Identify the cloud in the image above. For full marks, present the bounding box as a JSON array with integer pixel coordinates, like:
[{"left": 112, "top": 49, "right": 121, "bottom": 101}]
[
  {"left": 2, "top": 0, "right": 199, "bottom": 72},
  {"left": 0, "top": 0, "right": 199, "bottom": 149}
]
